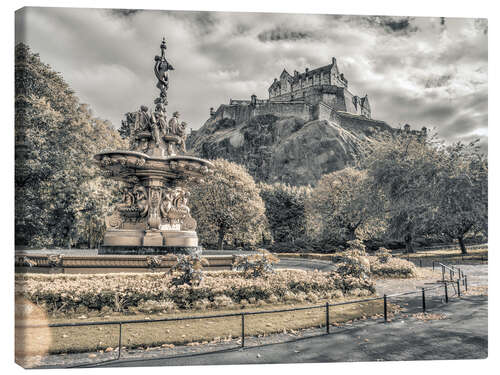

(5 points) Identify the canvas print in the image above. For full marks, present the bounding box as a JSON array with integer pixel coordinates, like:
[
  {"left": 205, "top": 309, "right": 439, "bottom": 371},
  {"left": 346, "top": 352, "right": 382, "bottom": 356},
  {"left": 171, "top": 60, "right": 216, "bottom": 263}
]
[{"left": 14, "top": 6, "right": 488, "bottom": 369}]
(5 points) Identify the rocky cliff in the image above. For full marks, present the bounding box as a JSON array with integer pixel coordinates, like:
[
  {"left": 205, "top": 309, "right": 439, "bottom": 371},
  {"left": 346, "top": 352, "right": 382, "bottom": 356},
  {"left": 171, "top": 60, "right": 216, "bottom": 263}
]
[{"left": 186, "top": 113, "right": 393, "bottom": 186}]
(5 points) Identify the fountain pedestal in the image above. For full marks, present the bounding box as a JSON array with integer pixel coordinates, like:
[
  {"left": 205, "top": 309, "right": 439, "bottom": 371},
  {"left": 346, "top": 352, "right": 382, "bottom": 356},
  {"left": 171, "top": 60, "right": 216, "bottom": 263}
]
[{"left": 94, "top": 151, "right": 212, "bottom": 255}]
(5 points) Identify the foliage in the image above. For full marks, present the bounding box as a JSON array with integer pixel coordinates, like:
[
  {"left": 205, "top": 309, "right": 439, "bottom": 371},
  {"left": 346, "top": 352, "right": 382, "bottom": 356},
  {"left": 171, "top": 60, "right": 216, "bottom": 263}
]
[
  {"left": 16, "top": 269, "right": 375, "bottom": 314},
  {"left": 363, "top": 131, "right": 445, "bottom": 252},
  {"left": 15, "top": 43, "right": 126, "bottom": 248},
  {"left": 368, "top": 256, "right": 417, "bottom": 278},
  {"left": 306, "top": 168, "right": 386, "bottom": 247},
  {"left": 165, "top": 254, "right": 209, "bottom": 286},
  {"left": 374, "top": 247, "right": 392, "bottom": 263},
  {"left": 232, "top": 249, "right": 280, "bottom": 278},
  {"left": 188, "top": 159, "right": 269, "bottom": 249},
  {"left": 428, "top": 141, "right": 488, "bottom": 254},
  {"left": 258, "top": 182, "right": 312, "bottom": 245}
]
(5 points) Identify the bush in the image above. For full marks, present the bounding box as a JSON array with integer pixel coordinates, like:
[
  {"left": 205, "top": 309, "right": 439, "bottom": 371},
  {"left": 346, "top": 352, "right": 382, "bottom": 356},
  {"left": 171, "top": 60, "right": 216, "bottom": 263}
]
[
  {"left": 334, "top": 240, "right": 371, "bottom": 279},
  {"left": 166, "top": 254, "right": 209, "bottom": 286},
  {"left": 232, "top": 249, "right": 279, "bottom": 278},
  {"left": 368, "top": 256, "right": 417, "bottom": 278},
  {"left": 16, "top": 269, "right": 375, "bottom": 314},
  {"left": 374, "top": 247, "right": 392, "bottom": 263}
]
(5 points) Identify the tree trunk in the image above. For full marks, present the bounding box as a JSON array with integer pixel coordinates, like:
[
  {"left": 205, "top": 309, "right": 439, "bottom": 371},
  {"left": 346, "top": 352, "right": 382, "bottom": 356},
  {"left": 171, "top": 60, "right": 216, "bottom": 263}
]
[
  {"left": 217, "top": 227, "right": 225, "bottom": 250},
  {"left": 404, "top": 233, "right": 415, "bottom": 253},
  {"left": 347, "top": 226, "right": 357, "bottom": 241},
  {"left": 458, "top": 236, "right": 467, "bottom": 255}
]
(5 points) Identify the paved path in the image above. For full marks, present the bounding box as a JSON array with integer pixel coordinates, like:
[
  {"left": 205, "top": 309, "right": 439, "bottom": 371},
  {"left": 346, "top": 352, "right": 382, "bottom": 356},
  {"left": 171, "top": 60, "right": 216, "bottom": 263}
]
[
  {"left": 79, "top": 295, "right": 486, "bottom": 367},
  {"left": 374, "top": 265, "right": 487, "bottom": 298}
]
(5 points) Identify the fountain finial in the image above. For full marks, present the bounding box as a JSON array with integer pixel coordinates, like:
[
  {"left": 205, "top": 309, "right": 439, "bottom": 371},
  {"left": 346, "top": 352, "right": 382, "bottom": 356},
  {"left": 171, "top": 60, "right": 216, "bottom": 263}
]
[
  {"left": 160, "top": 37, "right": 167, "bottom": 58},
  {"left": 154, "top": 37, "right": 174, "bottom": 106}
]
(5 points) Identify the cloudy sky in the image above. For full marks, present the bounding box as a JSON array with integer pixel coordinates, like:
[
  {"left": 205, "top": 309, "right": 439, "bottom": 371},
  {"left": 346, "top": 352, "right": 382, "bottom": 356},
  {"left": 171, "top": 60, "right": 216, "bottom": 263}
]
[{"left": 15, "top": 7, "right": 488, "bottom": 148}]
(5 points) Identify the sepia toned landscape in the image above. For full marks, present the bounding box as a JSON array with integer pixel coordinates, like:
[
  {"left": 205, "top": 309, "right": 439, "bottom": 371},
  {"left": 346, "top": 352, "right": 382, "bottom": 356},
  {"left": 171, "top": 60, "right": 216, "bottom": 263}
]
[{"left": 14, "top": 7, "right": 487, "bottom": 369}]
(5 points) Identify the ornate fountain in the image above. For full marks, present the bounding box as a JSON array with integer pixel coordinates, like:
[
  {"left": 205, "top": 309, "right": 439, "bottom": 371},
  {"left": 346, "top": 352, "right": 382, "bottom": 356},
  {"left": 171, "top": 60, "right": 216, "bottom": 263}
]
[{"left": 94, "top": 38, "right": 213, "bottom": 255}]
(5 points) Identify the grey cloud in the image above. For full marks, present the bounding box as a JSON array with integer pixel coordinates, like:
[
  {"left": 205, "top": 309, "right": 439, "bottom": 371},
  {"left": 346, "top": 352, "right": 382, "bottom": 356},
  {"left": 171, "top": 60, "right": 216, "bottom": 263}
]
[
  {"left": 258, "top": 26, "right": 312, "bottom": 42},
  {"left": 364, "top": 16, "right": 418, "bottom": 34},
  {"left": 16, "top": 7, "right": 487, "bottom": 152},
  {"left": 108, "top": 9, "right": 143, "bottom": 18},
  {"left": 424, "top": 74, "right": 453, "bottom": 88}
]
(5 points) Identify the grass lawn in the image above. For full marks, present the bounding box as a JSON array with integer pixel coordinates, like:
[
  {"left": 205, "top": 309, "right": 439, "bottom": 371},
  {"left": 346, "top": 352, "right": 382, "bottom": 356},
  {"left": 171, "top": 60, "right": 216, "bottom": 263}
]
[
  {"left": 394, "top": 247, "right": 488, "bottom": 264},
  {"left": 16, "top": 297, "right": 394, "bottom": 355}
]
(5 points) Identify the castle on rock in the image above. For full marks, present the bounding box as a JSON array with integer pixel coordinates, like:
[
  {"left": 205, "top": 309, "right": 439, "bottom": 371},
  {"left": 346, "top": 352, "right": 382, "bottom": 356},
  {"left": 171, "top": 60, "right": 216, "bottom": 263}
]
[
  {"left": 267, "top": 57, "right": 371, "bottom": 118},
  {"left": 199, "top": 57, "right": 387, "bottom": 133}
]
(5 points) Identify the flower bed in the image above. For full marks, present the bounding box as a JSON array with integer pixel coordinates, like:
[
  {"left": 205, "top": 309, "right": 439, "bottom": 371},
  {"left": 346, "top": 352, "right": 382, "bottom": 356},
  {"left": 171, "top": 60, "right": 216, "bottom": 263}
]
[{"left": 15, "top": 270, "right": 375, "bottom": 315}]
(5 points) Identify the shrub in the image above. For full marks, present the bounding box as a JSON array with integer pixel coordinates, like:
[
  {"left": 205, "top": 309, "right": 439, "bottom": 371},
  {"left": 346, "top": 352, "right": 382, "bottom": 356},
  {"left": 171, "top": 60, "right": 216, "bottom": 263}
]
[
  {"left": 232, "top": 249, "right": 279, "bottom": 278},
  {"left": 368, "top": 256, "right": 417, "bottom": 278},
  {"left": 375, "top": 247, "right": 392, "bottom": 263},
  {"left": 334, "top": 240, "right": 371, "bottom": 280},
  {"left": 212, "top": 295, "right": 234, "bottom": 309},
  {"left": 166, "top": 254, "right": 209, "bottom": 286}
]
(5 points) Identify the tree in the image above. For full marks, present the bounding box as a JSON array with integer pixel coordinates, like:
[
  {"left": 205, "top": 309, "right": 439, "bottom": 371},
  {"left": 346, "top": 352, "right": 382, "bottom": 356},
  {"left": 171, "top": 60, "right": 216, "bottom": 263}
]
[
  {"left": 430, "top": 141, "right": 488, "bottom": 254},
  {"left": 258, "top": 182, "right": 312, "bottom": 245},
  {"left": 306, "top": 167, "right": 387, "bottom": 248},
  {"left": 364, "top": 130, "right": 442, "bottom": 253},
  {"left": 15, "top": 43, "right": 126, "bottom": 248},
  {"left": 188, "top": 159, "right": 269, "bottom": 250}
]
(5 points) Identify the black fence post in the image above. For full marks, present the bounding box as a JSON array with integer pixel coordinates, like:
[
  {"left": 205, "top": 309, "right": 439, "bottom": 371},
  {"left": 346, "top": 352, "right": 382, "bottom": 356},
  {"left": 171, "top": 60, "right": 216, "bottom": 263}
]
[
  {"left": 117, "top": 322, "right": 122, "bottom": 360},
  {"left": 457, "top": 280, "right": 461, "bottom": 297},
  {"left": 422, "top": 288, "right": 426, "bottom": 313},
  {"left": 419, "top": 259, "right": 422, "bottom": 268},
  {"left": 432, "top": 261, "right": 435, "bottom": 271},
  {"left": 326, "top": 302, "right": 330, "bottom": 334},
  {"left": 383, "top": 294, "right": 388, "bottom": 322},
  {"left": 241, "top": 314, "right": 245, "bottom": 348},
  {"left": 465, "top": 275, "right": 468, "bottom": 292},
  {"left": 444, "top": 282, "right": 448, "bottom": 303},
  {"left": 442, "top": 266, "right": 445, "bottom": 282}
]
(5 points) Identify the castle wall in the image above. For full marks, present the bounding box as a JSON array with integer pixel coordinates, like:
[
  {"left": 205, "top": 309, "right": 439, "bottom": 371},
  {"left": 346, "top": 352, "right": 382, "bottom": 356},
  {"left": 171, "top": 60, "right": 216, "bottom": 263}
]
[
  {"left": 316, "top": 101, "right": 335, "bottom": 121},
  {"left": 213, "top": 101, "right": 313, "bottom": 124},
  {"left": 253, "top": 101, "right": 313, "bottom": 122},
  {"left": 331, "top": 111, "right": 391, "bottom": 133}
]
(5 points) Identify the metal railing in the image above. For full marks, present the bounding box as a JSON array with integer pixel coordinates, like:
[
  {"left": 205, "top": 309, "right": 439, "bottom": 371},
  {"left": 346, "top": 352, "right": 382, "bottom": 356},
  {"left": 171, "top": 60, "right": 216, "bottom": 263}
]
[{"left": 17, "top": 261, "right": 470, "bottom": 367}]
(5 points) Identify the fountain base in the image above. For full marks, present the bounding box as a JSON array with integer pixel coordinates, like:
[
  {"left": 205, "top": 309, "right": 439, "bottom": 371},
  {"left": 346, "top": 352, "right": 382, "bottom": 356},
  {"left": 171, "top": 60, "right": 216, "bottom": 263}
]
[{"left": 99, "top": 229, "right": 201, "bottom": 255}]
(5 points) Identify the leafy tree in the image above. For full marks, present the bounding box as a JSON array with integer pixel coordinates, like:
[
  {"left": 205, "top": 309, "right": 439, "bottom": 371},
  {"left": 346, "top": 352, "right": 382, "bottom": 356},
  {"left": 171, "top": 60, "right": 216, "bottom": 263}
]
[
  {"left": 364, "top": 130, "right": 443, "bottom": 253},
  {"left": 188, "top": 159, "right": 269, "bottom": 250},
  {"left": 430, "top": 141, "right": 488, "bottom": 254},
  {"left": 15, "top": 43, "right": 126, "bottom": 248},
  {"left": 306, "top": 167, "right": 386, "bottom": 248},
  {"left": 258, "top": 182, "right": 312, "bottom": 244}
]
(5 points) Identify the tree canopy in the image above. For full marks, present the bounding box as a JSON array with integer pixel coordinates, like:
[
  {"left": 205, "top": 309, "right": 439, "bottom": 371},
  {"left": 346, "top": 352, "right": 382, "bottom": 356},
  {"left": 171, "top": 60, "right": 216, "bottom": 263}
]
[
  {"left": 258, "top": 182, "right": 311, "bottom": 245},
  {"left": 429, "top": 141, "right": 488, "bottom": 253},
  {"left": 15, "top": 43, "right": 126, "bottom": 248},
  {"left": 188, "top": 159, "right": 269, "bottom": 250},
  {"left": 306, "top": 167, "right": 387, "bottom": 248}
]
